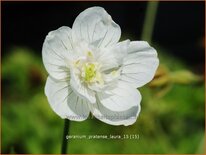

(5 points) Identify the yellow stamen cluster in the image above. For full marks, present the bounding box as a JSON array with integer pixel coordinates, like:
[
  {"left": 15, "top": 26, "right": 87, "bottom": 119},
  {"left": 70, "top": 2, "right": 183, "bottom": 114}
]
[
  {"left": 73, "top": 51, "right": 104, "bottom": 85},
  {"left": 82, "top": 63, "right": 97, "bottom": 82}
]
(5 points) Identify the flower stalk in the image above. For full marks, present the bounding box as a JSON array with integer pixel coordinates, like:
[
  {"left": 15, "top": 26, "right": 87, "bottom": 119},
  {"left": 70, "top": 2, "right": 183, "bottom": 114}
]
[
  {"left": 61, "top": 119, "right": 70, "bottom": 154},
  {"left": 141, "top": 1, "right": 159, "bottom": 43}
]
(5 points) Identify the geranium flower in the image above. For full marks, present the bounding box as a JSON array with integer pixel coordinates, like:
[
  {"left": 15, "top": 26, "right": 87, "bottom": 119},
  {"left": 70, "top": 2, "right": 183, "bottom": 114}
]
[{"left": 42, "top": 7, "right": 159, "bottom": 126}]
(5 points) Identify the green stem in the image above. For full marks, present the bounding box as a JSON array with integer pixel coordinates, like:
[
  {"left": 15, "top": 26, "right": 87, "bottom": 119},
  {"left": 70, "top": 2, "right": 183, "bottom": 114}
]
[
  {"left": 141, "top": 1, "right": 159, "bottom": 44},
  {"left": 61, "top": 119, "right": 70, "bottom": 154}
]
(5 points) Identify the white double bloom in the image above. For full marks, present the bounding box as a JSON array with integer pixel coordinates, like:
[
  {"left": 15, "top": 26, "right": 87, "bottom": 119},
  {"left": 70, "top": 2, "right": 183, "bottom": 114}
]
[{"left": 42, "top": 7, "right": 159, "bottom": 126}]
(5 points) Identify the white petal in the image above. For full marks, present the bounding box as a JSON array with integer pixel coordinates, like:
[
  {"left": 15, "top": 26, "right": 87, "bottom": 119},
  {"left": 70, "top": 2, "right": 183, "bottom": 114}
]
[
  {"left": 103, "top": 69, "right": 120, "bottom": 83},
  {"left": 97, "top": 82, "right": 141, "bottom": 112},
  {"left": 70, "top": 70, "right": 96, "bottom": 104},
  {"left": 120, "top": 41, "right": 159, "bottom": 88},
  {"left": 98, "top": 40, "right": 130, "bottom": 72},
  {"left": 72, "top": 7, "right": 121, "bottom": 48},
  {"left": 96, "top": 48, "right": 119, "bottom": 72},
  {"left": 45, "top": 76, "right": 90, "bottom": 121},
  {"left": 91, "top": 86, "right": 141, "bottom": 126},
  {"left": 109, "top": 39, "right": 130, "bottom": 65},
  {"left": 42, "top": 26, "right": 73, "bottom": 80}
]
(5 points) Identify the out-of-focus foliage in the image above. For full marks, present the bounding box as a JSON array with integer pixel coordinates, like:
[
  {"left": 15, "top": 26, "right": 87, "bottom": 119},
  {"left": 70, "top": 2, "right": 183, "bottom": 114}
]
[{"left": 2, "top": 47, "right": 205, "bottom": 154}]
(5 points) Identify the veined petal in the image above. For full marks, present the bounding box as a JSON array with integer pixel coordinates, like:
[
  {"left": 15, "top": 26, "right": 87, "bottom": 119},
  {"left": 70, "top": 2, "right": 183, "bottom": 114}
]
[
  {"left": 42, "top": 26, "right": 74, "bottom": 80},
  {"left": 120, "top": 41, "right": 159, "bottom": 88},
  {"left": 92, "top": 107, "right": 140, "bottom": 126},
  {"left": 98, "top": 40, "right": 130, "bottom": 72},
  {"left": 91, "top": 88, "right": 141, "bottom": 126},
  {"left": 70, "top": 70, "right": 96, "bottom": 104},
  {"left": 97, "top": 82, "right": 141, "bottom": 112},
  {"left": 103, "top": 69, "right": 120, "bottom": 83},
  {"left": 45, "top": 76, "right": 90, "bottom": 121},
  {"left": 72, "top": 7, "right": 121, "bottom": 48},
  {"left": 109, "top": 39, "right": 130, "bottom": 65}
]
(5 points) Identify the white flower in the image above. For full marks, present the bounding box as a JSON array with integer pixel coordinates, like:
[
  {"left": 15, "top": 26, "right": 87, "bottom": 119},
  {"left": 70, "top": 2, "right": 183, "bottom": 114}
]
[{"left": 42, "top": 7, "right": 159, "bottom": 126}]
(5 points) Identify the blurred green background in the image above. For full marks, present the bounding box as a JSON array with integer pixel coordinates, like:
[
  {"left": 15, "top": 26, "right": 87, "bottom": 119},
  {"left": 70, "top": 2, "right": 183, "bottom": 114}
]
[{"left": 1, "top": 1, "right": 205, "bottom": 154}]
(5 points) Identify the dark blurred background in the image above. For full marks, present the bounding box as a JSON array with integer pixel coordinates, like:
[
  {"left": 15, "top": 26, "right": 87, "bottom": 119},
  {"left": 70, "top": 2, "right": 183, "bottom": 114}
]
[
  {"left": 2, "top": 1, "right": 205, "bottom": 66},
  {"left": 1, "top": 1, "right": 205, "bottom": 154}
]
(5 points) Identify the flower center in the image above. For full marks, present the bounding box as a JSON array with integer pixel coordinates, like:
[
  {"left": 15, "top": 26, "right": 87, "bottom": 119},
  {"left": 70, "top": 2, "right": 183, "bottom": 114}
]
[
  {"left": 73, "top": 51, "right": 104, "bottom": 86},
  {"left": 82, "top": 63, "right": 97, "bottom": 82}
]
